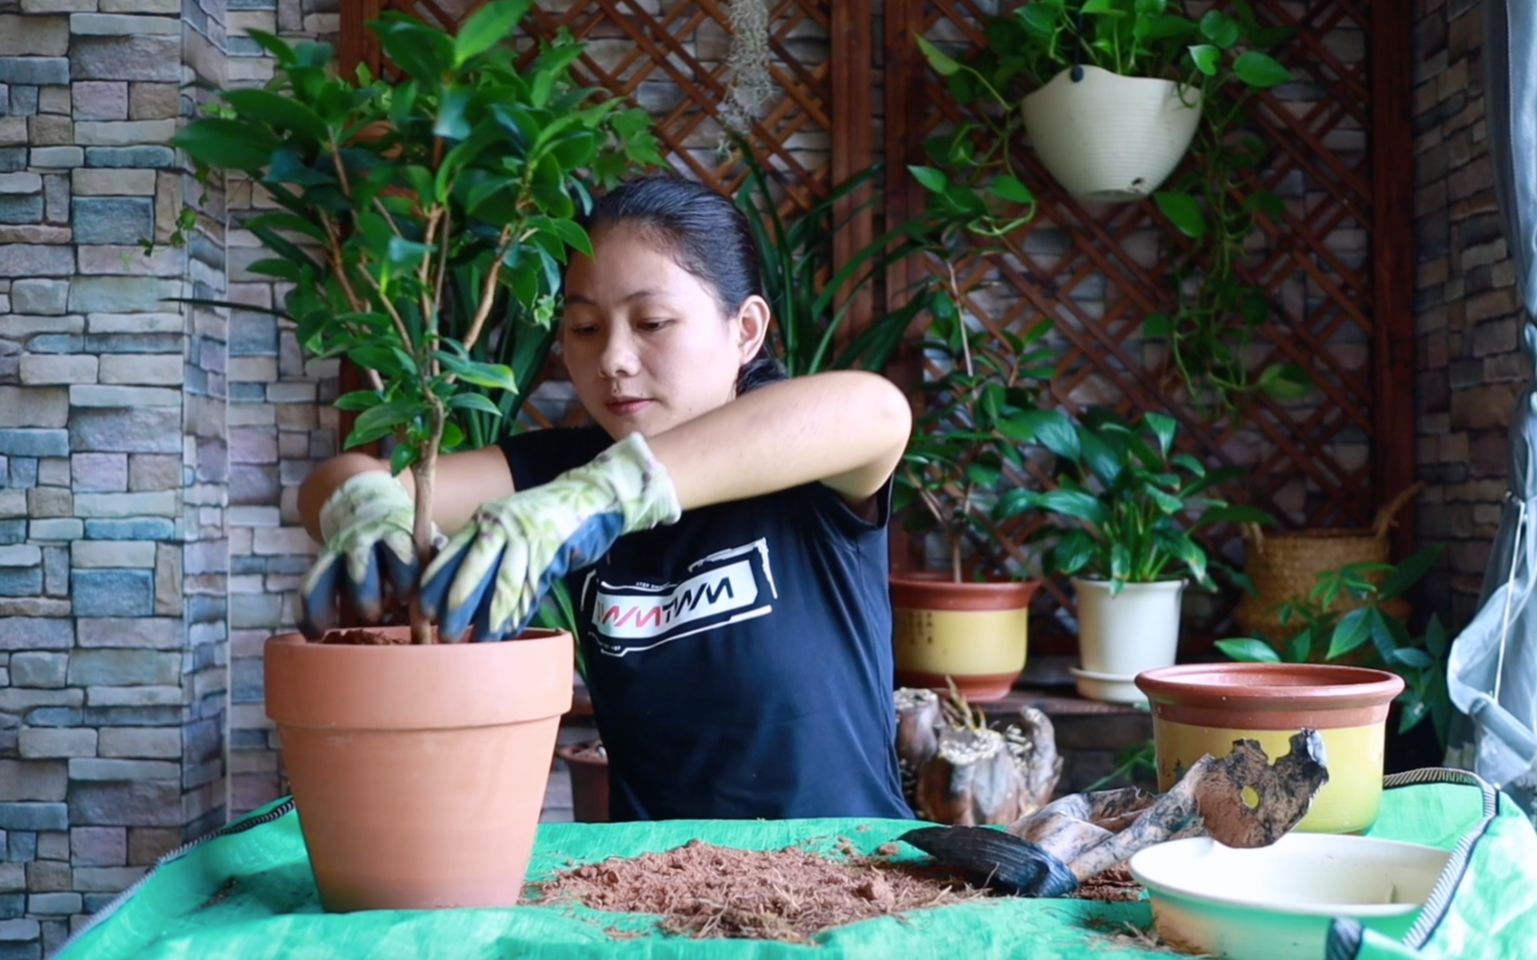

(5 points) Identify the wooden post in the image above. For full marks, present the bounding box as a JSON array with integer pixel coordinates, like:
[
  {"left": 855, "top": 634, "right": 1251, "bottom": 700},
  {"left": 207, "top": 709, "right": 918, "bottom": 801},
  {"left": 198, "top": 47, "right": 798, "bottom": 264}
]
[
  {"left": 830, "top": 0, "right": 875, "bottom": 347},
  {"left": 1369, "top": 0, "right": 1418, "bottom": 558}
]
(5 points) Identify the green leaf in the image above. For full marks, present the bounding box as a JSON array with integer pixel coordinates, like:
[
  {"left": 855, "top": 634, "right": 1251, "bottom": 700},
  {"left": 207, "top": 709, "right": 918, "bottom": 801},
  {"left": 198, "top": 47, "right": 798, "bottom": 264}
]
[
  {"left": 536, "top": 216, "right": 593, "bottom": 257},
  {"left": 389, "top": 442, "right": 419, "bottom": 476},
  {"left": 909, "top": 165, "right": 949, "bottom": 194},
  {"left": 437, "top": 351, "right": 518, "bottom": 391},
  {"left": 346, "top": 401, "right": 417, "bottom": 449},
  {"left": 434, "top": 87, "right": 473, "bottom": 140},
  {"left": 1168, "top": 533, "right": 1209, "bottom": 585},
  {"left": 333, "top": 390, "right": 383, "bottom": 412},
  {"left": 1036, "top": 489, "right": 1111, "bottom": 527},
  {"left": 1257, "top": 363, "right": 1314, "bottom": 400},
  {"left": 1154, "top": 190, "right": 1206, "bottom": 239},
  {"left": 1144, "top": 412, "right": 1177, "bottom": 457},
  {"left": 449, "top": 392, "right": 503, "bottom": 416},
  {"left": 1082, "top": 0, "right": 1119, "bottom": 13},
  {"left": 1148, "top": 487, "right": 1183, "bottom": 515},
  {"left": 1389, "top": 647, "right": 1433, "bottom": 670},
  {"left": 248, "top": 258, "right": 304, "bottom": 282},
  {"left": 1424, "top": 615, "right": 1448, "bottom": 658},
  {"left": 174, "top": 118, "right": 276, "bottom": 172},
  {"left": 966, "top": 462, "right": 1003, "bottom": 487},
  {"left": 1326, "top": 608, "right": 1372, "bottom": 659},
  {"left": 1234, "top": 51, "right": 1292, "bottom": 88},
  {"left": 916, "top": 35, "right": 962, "bottom": 77},
  {"left": 244, "top": 30, "right": 297, "bottom": 67},
  {"left": 386, "top": 236, "right": 435, "bottom": 271},
  {"left": 1288, "top": 632, "right": 1313, "bottom": 663},
  {"left": 1380, "top": 546, "right": 1442, "bottom": 600},
  {"left": 989, "top": 175, "right": 1035, "bottom": 205},
  {"left": 1398, "top": 699, "right": 1428, "bottom": 735},
  {"left": 1188, "top": 44, "right": 1220, "bottom": 77},
  {"left": 1145, "top": 313, "right": 1172, "bottom": 338},
  {"left": 223, "top": 89, "right": 329, "bottom": 142},
  {"left": 1051, "top": 531, "right": 1098, "bottom": 578},
  {"left": 1199, "top": 10, "right": 1241, "bottom": 49},
  {"left": 1000, "top": 409, "right": 1078, "bottom": 460},
  {"left": 375, "top": 19, "right": 455, "bottom": 82},
  {"left": 1172, "top": 453, "right": 1206, "bottom": 478},
  {"left": 1216, "top": 638, "right": 1282, "bottom": 663},
  {"left": 454, "top": 0, "right": 532, "bottom": 65}
]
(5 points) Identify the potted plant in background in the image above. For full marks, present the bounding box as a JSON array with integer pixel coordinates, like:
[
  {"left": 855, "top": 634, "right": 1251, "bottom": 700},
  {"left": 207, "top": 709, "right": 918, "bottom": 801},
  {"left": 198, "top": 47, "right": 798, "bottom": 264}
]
[
  {"left": 1217, "top": 546, "right": 1452, "bottom": 760},
  {"left": 891, "top": 288, "right": 1056, "bottom": 703},
  {"left": 918, "top": 0, "right": 1291, "bottom": 203},
  {"left": 917, "top": 4, "right": 1310, "bottom": 411},
  {"left": 171, "top": 2, "right": 661, "bottom": 910},
  {"left": 998, "top": 408, "right": 1269, "bottom": 703}
]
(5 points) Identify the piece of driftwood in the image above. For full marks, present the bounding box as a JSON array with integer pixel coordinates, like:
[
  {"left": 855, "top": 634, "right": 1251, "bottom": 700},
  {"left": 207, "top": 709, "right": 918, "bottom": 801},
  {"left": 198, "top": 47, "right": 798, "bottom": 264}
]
[
  {"left": 901, "top": 730, "right": 1330, "bottom": 898},
  {"left": 895, "top": 687, "right": 1063, "bottom": 827}
]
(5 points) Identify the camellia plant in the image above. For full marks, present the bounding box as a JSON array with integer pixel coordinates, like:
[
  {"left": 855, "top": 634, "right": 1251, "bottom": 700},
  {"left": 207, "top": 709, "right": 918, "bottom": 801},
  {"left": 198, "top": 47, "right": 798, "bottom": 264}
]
[
  {"left": 172, "top": 1, "right": 663, "bottom": 643},
  {"left": 894, "top": 296, "right": 1056, "bottom": 583}
]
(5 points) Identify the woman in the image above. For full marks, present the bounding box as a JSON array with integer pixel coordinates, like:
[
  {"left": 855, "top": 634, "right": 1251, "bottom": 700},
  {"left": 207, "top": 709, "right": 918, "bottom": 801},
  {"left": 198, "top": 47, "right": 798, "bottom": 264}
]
[{"left": 297, "top": 175, "right": 914, "bottom": 822}]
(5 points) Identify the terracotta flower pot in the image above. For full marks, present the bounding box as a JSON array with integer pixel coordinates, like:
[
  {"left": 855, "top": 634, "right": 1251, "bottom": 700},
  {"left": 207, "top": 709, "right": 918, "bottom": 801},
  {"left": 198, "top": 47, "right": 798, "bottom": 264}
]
[
  {"left": 890, "top": 574, "right": 1041, "bottom": 702},
  {"left": 556, "top": 739, "right": 610, "bottom": 823},
  {"left": 264, "top": 628, "right": 572, "bottom": 910},
  {"left": 1135, "top": 663, "right": 1405, "bottom": 834}
]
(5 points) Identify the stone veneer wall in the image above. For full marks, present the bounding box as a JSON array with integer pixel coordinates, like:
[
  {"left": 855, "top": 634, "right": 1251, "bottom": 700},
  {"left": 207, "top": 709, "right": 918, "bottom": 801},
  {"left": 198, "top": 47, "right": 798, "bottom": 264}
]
[
  {"left": 0, "top": 2, "right": 331, "bottom": 956},
  {"left": 1412, "top": 0, "right": 1526, "bottom": 631}
]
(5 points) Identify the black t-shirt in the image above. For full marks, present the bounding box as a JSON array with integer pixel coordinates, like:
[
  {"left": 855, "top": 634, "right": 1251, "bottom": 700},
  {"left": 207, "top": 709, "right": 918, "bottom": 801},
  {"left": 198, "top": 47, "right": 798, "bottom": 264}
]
[{"left": 500, "top": 426, "right": 912, "bottom": 822}]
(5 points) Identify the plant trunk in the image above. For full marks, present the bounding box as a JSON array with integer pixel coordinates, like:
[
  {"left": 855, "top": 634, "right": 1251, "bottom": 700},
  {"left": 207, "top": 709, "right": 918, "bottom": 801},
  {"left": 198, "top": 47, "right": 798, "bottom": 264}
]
[
  {"left": 409, "top": 408, "right": 446, "bottom": 645},
  {"left": 950, "top": 528, "right": 963, "bottom": 584}
]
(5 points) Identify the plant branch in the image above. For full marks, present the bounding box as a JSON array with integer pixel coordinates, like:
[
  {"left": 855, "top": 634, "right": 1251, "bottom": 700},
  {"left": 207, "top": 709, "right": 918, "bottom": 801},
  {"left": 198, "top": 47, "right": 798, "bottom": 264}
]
[{"left": 461, "top": 223, "right": 516, "bottom": 354}]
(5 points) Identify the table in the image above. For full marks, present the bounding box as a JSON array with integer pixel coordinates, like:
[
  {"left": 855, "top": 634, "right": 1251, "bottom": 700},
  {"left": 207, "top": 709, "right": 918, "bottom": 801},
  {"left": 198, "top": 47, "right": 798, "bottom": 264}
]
[{"left": 53, "top": 771, "right": 1537, "bottom": 960}]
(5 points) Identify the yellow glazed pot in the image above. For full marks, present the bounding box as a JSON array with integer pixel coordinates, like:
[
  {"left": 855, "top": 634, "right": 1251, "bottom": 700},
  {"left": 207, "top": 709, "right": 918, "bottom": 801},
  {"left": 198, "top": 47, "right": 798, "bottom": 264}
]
[
  {"left": 890, "top": 575, "right": 1040, "bottom": 703},
  {"left": 1135, "top": 663, "right": 1405, "bottom": 834}
]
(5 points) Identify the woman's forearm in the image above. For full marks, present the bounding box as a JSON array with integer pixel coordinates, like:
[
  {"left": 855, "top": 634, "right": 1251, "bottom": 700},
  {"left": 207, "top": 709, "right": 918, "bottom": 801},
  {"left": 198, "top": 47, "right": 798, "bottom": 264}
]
[{"left": 646, "top": 371, "right": 912, "bottom": 510}]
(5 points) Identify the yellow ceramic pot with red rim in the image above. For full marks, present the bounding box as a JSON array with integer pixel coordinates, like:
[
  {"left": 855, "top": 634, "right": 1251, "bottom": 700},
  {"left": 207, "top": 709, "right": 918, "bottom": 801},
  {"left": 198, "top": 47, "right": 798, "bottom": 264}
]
[
  {"left": 890, "top": 574, "right": 1040, "bottom": 703},
  {"left": 1134, "top": 663, "right": 1405, "bottom": 834}
]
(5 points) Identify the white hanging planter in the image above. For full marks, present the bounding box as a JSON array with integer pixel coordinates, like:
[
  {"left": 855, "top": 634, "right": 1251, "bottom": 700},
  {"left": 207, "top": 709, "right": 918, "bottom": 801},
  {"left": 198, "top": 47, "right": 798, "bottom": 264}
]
[
  {"left": 1021, "top": 65, "right": 1203, "bottom": 203},
  {"left": 1072, "top": 577, "right": 1186, "bottom": 703}
]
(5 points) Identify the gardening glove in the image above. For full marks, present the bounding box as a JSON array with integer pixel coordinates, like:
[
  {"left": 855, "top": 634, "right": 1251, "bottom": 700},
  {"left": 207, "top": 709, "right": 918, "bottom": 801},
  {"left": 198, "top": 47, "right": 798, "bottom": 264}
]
[
  {"left": 418, "top": 432, "right": 682, "bottom": 643},
  {"left": 297, "top": 471, "right": 437, "bottom": 640}
]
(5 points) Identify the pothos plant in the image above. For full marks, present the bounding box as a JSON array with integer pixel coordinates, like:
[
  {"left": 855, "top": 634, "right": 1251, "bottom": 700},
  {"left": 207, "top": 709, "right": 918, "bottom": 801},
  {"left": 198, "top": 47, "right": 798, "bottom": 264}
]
[
  {"left": 996, "top": 408, "right": 1272, "bottom": 594},
  {"left": 171, "top": 1, "right": 663, "bottom": 644},
  {"left": 893, "top": 289, "right": 1056, "bottom": 583},
  {"left": 1216, "top": 547, "right": 1452, "bottom": 744},
  {"left": 915, "top": 1, "right": 1311, "bottom": 411}
]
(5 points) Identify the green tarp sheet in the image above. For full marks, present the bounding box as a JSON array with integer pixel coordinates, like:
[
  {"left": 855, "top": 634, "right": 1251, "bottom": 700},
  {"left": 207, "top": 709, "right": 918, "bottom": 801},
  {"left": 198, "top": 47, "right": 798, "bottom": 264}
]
[{"left": 54, "top": 769, "right": 1537, "bottom": 960}]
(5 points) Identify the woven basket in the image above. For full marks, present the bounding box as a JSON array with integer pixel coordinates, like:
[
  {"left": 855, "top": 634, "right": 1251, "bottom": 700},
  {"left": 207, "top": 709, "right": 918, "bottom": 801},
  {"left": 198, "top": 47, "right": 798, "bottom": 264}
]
[{"left": 1235, "top": 484, "right": 1423, "bottom": 640}]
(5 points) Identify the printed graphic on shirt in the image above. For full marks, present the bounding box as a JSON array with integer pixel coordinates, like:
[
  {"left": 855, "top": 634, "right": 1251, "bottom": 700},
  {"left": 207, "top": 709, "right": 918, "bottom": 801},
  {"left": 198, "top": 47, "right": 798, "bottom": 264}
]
[{"left": 580, "top": 539, "right": 779, "bottom": 657}]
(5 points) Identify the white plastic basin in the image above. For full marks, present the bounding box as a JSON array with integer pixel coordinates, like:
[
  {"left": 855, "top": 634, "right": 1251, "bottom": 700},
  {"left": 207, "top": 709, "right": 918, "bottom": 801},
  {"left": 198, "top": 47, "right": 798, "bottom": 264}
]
[{"left": 1127, "top": 833, "right": 1450, "bottom": 959}]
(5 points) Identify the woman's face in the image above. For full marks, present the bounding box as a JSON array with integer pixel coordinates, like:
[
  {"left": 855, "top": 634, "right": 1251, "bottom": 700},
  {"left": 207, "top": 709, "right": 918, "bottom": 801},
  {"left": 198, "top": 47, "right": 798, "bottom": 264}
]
[{"left": 560, "top": 223, "right": 765, "bottom": 438}]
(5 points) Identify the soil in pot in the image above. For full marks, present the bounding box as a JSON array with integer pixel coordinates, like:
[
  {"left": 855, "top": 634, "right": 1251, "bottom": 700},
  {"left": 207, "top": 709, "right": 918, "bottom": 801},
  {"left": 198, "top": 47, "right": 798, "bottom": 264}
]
[{"left": 321, "top": 628, "right": 412, "bottom": 646}]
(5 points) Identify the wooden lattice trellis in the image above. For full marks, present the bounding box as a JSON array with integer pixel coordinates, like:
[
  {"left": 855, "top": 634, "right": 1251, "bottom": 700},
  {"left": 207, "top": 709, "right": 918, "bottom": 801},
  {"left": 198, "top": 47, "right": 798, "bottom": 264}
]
[{"left": 339, "top": 0, "right": 1414, "bottom": 648}]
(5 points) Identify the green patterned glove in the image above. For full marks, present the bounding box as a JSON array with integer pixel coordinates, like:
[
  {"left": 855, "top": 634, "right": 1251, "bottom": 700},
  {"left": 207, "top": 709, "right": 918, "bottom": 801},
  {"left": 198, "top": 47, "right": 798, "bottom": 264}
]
[
  {"left": 419, "top": 432, "right": 682, "bottom": 642},
  {"left": 297, "top": 471, "right": 426, "bottom": 639}
]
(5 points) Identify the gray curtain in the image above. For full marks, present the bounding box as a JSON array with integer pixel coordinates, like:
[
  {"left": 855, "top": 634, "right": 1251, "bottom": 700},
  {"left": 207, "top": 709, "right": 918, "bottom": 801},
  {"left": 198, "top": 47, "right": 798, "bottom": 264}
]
[{"left": 1444, "top": 0, "right": 1537, "bottom": 814}]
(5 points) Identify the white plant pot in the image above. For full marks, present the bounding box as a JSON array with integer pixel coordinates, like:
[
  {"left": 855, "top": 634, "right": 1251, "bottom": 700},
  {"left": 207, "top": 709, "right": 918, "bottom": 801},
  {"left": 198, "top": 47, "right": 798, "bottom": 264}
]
[
  {"left": 1073, "top": 577, "right": 1186, "bottom": 703},
  {"left": 1021, "top": 65, "right": 1202, "bottom": 202}
]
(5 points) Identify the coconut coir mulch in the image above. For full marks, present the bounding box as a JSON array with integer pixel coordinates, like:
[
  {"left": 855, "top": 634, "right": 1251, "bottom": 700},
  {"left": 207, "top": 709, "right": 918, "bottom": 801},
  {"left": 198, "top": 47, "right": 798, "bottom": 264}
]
[{"left": 529, "top": 837, "right": 1144, "bottom": 944}]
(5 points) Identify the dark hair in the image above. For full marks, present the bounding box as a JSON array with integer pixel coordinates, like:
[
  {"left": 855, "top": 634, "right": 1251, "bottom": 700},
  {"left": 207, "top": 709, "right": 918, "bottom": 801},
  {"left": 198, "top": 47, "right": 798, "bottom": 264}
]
[{"left": 580, "top": 175, "right": 787, "bottom": 394}]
